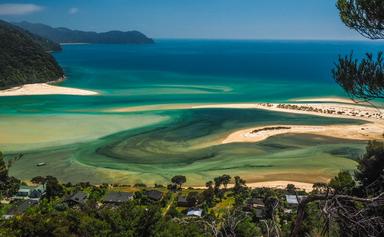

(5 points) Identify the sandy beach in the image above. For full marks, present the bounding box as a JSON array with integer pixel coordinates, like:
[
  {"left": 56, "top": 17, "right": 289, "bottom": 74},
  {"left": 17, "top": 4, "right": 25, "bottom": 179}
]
[
  {"left": 222, "top": 123, "right": 384, "bottom": 144},
  {"left": 192, "top": 102, "right": 384, "bottom": 144},
  {"left": 191, "top": 180, "right": 315, "bottom": 192},
  {"left": 107, "top": 100, "right": 384, "bottom": 144},
  {"left": 0, "top": 83, "right": 98, "bottom": 96}
]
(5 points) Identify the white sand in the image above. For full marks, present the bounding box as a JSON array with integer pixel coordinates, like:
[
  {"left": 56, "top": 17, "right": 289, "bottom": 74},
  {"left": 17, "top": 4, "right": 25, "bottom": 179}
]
[
  {"left": 192, "top": 102, "right": 384, "bottom": 121},
  {"left": 222, "top": 123, "right": 384, "bottom": 144},
  {"left": 0, "top": 83, "right": 98, "bottom": 96},
  {"left": 108, "top": 101, "right": 384, "bottom": 144},
  {"left": 192, "top": 102, "right": 384, "bottom": 144}
]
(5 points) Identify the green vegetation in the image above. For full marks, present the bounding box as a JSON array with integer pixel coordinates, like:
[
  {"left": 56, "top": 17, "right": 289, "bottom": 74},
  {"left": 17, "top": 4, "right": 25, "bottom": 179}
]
[
  {"left": 0, "top": 20, "right": 64, "bottom": 89},
  {"left": 333, "top": 0, "right": 384, "bottom": 100},
  {"left": 337, "top": 0, "right": 384, "bottom": 40}
]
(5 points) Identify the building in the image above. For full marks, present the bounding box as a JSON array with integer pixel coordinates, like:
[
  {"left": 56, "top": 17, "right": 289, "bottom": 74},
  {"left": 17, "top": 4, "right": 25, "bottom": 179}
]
[
  {"left": 102, "top": 192, "right": 134, "bottom": 204},
  {"left": 187, "top": 208, "right": 203, "bottom": 217},
  {"left": 2, "top": 199, "right": 38, "bottom": 219},
  {"left": 285, "top": 195, "right": 307, "bottom": 206},
  {"left": 177, "top": 196, "right": 190, "bottom": 207},
  {"left": 65, "top": 191, "right": 88, "bottom": 206},
  {"left": 248, "top": 198, "right": 265, "bottom": 209},
  {"left": 245, "top": 197, "right": 265, "bottom": 219},
  {"left": 13, "top": 184, "right": 46, "bottom": 201},
  {"left": 144, "top": 190, "right": 163, "bottom": 201}
]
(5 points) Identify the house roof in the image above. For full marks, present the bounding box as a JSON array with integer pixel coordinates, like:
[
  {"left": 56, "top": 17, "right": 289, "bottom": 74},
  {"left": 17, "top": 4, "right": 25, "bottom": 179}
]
[
  {"left": 7, "top": 200, "right": 37, "bottom": 216},
  {"left": 144, "top": 190, "right": 163, "bottom": 201},
  {"left": 285, "top": 195, "right": 306, "bottom": 204},
  {"left": 67, "top": 191, "right": 88, "bottom": 204},
  {"left": 249, "top": 198, "right": 265, "bottom": 206},
  {"left": 187, "top": 208, "right": 202, "bottom": 217},
  {"left": 177, "top": 196, "right": 188, "bottom": 203},
  {"left": 102, "top": 192, "right": 134, "bottom": 203}
]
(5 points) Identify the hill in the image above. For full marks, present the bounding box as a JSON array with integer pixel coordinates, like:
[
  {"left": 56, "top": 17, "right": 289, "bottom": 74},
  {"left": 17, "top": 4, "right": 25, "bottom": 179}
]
[
  {"left": 0, "top": 20, "right": 64, "bottom": 89},
  {"left": 14, "top": 21, "right": 155, "bottom": 44}
]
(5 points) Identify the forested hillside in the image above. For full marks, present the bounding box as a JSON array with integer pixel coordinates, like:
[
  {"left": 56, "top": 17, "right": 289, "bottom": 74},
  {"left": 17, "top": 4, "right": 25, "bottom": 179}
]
[
  {"left": 0, "top": 20, "right": 64, "bottom": 89},
  {"left": 14, "top": 21, "right": 154, "bottom": 44}
]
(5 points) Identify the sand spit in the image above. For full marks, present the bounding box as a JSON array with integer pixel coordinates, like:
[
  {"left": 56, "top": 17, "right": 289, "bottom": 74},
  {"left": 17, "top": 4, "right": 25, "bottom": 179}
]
[
  {"left": 193, "top": 102, "right": 384, "bottom": 144},
  {"left": 0, "top": 83, "right": 98, "bottom": 96}
]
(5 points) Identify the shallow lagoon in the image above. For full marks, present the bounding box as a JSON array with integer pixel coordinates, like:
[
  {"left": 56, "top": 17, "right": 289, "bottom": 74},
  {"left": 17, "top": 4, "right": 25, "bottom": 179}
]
[{"left": 3, "top": 40, "right": 383, "bottom": 185}]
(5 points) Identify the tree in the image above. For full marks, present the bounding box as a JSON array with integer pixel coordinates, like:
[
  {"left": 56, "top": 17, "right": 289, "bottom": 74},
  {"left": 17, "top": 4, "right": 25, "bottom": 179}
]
[
  {"left": 205, "top": 181, "right": 213, "bottom": 189},
  {"left": 355, "top": 140, "right": 384, "bottom": 194},
  {"left": 213, "top": 176, "right": 222, "bottom": 190},
  {"left": 286, "top": 184, "right": 296, "bottom": 194},
  {"left": 31, "top": 176, "right": 46, "bottom": 184},
  {"left": 171, "top": 175, "right": 186, "bottom": 189},
  {"left": 221, "top": 174, "right": 231, "bottom": 189},
  {"left": 45, "top": 176, "right": 64, "bottom": 199},
  {"left": 332, "top": 52, "right": 384, "bottom": 100},
  {"left": 333, "top": 0, "right": 384, "bottom": 101},
  {"left": 337, "top": 0, "right": 384, "bottom": 40},
  {"left": 312, "top": 182, "right": 328, "bottom": 194},
  {"left": 0, "top": 152, "right": 7, "bottom": 182},
  {"left": 233, "top": 176, "right": 247, "bottom": 195},
  {"left": 0, "top": 151, "right": 20, "bottom": 197},
  {"left": 329, "top": 170, "right": 356, "bottom": 195}
]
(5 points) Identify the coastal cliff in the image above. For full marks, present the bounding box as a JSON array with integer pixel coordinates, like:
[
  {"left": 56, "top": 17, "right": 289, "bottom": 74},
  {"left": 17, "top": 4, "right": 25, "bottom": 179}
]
[{"left": 0, "top": 20, "right": 64, "bottom": 89}]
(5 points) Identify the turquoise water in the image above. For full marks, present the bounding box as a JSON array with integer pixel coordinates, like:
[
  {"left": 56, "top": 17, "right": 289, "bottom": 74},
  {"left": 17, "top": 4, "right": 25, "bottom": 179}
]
[{"left": 2, "top": 40, "right": 383, "bottom": 185}]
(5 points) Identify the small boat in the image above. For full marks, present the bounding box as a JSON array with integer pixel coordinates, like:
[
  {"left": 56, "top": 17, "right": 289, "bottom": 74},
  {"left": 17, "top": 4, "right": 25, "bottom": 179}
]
[{"left": 36, "top": 162, "right": 47, "bottom": 167}]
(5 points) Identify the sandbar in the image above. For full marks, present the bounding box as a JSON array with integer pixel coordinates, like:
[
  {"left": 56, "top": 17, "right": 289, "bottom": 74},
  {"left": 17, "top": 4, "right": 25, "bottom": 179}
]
[{"left": 0, "top": 83, "right": 98, "bottom": 96}]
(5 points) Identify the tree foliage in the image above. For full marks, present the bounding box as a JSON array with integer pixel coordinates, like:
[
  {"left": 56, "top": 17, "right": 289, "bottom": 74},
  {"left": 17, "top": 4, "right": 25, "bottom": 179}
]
[
  {"left": 355, "top": 141, "right": 384, "bottom": 194},
  {"left": 0, "top": 20, "right": 64, "bottom": 89},
  {"left": 0, "top": 152, "right": 20, "bottom": 197},
  {"left": 337, "top": 0, "right": 384, "bottom": 40},
  {"left": 333, "top": 0, "right": 384, "bottom": 101},
  {"left": 171, "top": 175, "right": 186, "bottom": 188},
  {"left": 332, "top": 52, "right": 384, "bottom": 100}
]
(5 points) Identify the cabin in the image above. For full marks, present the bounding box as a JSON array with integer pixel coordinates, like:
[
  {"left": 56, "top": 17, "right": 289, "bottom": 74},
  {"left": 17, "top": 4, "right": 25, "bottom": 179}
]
[
  {"left": 65, "top": 191, "right": 88, "bottom": 206},
  {"left": 2, "top": 199, "right": 38, "bottom": 219},
  {"left": 144, "top": 190, "right": 163, "bottom": 201},
  {"left": 285, "top": 195, "right": 307, "bottom": 206},
  {"left": 245, "top": 197, "right": 265, "bottom": 219},
  {"left": 102, "top": 192, "right": 134, "bottom": 204},
  {"left": 177, "top": 196, "right": 190, "bottom": 207},
  {"left": 187, "top": 208, "right": 203, "bottom": 217},
  {"left": 13, "top": 184, "right": 46, "bottom": 201}
]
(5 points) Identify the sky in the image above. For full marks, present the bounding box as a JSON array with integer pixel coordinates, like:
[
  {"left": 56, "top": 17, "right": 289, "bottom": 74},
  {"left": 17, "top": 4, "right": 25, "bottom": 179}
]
[{"left": 0, "top": 0, "right": 366, "bottom": 40}]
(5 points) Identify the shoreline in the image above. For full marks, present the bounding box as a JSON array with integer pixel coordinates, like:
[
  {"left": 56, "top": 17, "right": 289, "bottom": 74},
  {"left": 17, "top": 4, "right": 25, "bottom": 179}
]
[
  {"left": 0, "top": 81, "right": 98, "bottom": 96},
  {"left": 193, "top": 102, "right": 384, "bottom": 144},
  {"left": 107, "top": 101, "right": 384, "bottom": 144},
  {"left": 222, "top": 123, "right": 384, "bottom": 144}
]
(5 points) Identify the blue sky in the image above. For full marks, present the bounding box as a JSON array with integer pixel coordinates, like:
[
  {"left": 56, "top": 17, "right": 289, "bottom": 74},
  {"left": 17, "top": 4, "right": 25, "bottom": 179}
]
[{"left": 0, "top": 0, "right": 365, "bottom": 40}]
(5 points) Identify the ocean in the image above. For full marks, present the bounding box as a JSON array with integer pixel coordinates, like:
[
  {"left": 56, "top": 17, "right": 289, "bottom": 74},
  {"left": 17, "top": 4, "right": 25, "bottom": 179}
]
[{"left": 2, "top": 40, "right": 383, "bottom": 185}]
